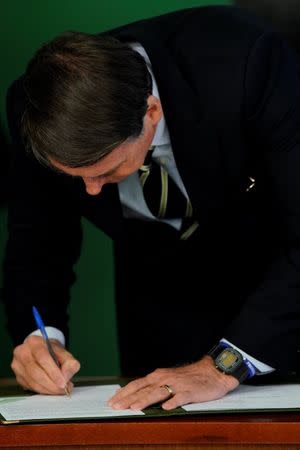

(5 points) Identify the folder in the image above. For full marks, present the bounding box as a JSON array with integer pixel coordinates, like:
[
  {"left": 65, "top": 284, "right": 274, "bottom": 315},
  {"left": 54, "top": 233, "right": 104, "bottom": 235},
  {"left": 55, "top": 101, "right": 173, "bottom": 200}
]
[{"left": 0, "top": 380, "right": 299, "bottom": 424}]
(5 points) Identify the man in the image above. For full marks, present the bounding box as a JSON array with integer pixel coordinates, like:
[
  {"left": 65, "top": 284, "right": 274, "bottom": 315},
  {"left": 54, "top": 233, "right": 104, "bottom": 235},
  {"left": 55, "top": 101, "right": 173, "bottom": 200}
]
[{"left": 3, "top": 5, "right": 300, "bottom": 411}]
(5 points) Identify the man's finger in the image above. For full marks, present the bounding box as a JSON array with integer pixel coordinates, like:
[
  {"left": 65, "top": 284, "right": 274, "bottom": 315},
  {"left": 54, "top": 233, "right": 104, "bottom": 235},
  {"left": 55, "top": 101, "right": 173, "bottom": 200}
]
[
  {"left": 12, "top": 350, "right": 60, "bottom": 393},
  {"left": 108, "top": 375, "right": 154, "bottom": 405},
  {"left": 22, "top": 336, "right": 67, "bottom": 388},
  {"left": 129, "top": 385, "right": 175, "bottom": 411},
  {"left": 60, "top": 357, "right": 81, "bottom": 382},
  {"left": 31, "top": 345, "right": 68, "bottom": 389},
  {"left": 25, "top": 359, "right": 68, "bottom": 394},
  {"left": 162, "top": 391, "right": 189, "bottom": 410}
]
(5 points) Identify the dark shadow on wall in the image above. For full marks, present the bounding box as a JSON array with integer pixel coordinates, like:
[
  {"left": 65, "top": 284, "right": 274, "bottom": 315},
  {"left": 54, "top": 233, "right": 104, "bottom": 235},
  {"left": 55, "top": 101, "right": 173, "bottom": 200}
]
[{"left": 235, "top": 0, "right": 300, "bottom": 53}]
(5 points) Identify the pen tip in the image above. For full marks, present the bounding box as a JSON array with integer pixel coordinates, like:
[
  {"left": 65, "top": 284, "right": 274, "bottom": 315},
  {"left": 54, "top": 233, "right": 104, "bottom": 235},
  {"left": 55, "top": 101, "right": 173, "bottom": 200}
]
[{"left": 65, "top": 386, "right": 71, "bottom": 398}]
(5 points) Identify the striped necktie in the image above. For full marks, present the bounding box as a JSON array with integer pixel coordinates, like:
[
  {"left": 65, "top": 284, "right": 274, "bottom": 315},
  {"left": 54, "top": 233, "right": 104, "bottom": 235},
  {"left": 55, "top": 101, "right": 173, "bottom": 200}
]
[{"left": 139, "top": 146, "right": 199, "bottom": 239}]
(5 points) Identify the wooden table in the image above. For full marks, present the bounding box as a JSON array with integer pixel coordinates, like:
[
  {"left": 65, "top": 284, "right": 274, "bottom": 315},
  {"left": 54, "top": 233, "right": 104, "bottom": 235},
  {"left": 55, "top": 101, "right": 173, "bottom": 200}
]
[{"left": 0, "top": 378, "right": 299, "bottom": 449}]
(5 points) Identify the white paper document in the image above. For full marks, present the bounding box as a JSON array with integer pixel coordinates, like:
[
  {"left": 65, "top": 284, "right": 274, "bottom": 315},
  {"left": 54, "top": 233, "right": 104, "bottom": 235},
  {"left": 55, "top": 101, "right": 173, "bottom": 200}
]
[
  {"left": 0, "top": 397, "right": 28, "bottom": 404},
  {"left": 0, "top": 384, "right": 144, "bottom": 421},
  {"left": 183, "top": 383, "right": 300, "bottom": 412}
]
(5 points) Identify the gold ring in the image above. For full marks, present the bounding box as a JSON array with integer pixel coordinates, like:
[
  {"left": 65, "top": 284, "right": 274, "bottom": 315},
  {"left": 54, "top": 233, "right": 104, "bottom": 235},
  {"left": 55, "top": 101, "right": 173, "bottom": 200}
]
[{"left": 160, "top": 384, "right": 174, "bottom": 398}]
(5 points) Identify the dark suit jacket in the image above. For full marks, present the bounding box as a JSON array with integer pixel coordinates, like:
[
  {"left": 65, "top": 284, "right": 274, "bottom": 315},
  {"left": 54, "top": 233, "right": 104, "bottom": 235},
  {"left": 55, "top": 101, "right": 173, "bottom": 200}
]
[
  {"left": 3, "top": 6, "right": 300, "bottom": 374},
  {"left": 0, "top": 128, "right": 10, "bottom": 204}
]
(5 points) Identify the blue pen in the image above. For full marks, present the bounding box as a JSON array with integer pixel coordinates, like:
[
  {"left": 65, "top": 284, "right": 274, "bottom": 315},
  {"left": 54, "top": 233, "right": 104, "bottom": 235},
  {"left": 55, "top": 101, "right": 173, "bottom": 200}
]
[{"left": 32, "top": 306, "right": 70, "bottom": 397}]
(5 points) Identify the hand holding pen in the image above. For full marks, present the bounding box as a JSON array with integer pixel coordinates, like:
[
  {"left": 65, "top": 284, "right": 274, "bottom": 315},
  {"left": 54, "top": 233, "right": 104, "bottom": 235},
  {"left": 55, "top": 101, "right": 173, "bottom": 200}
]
[
  {"left": 10, "top": 307, "right": 80, "bottom": 396},
  {"left": 32, "top": 306, "right": 72, "bottom": 397}
]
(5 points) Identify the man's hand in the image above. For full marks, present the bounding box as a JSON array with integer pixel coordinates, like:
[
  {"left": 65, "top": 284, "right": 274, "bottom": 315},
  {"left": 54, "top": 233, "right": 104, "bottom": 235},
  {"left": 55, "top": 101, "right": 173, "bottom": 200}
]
[
  {"left": 11, "top": 335, "right": 80, "bottom": 395},
  {"left": 108, "top": 356, "right": 239, "bottom": 411}
]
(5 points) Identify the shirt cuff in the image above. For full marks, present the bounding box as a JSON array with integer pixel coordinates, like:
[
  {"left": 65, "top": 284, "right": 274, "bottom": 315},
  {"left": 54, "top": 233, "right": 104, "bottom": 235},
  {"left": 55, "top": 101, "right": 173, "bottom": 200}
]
[
  {"left": 29, "top": 327, "right": 66, "bottom": 347},
  {"left": 221, "top": 338, "right": 275, "bottom": 375}
]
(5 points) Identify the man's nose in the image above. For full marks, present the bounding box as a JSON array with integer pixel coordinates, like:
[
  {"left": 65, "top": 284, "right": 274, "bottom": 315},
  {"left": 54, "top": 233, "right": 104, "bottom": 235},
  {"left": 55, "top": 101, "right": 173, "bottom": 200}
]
[{"left": 83, "top": 177, "right": 105, "bottom": 196}]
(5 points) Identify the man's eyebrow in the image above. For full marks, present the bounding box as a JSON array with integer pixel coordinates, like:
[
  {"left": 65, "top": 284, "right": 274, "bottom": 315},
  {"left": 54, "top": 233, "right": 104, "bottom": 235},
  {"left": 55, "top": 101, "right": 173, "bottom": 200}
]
[
  {"left": 101, "top": 165, "right": 120, "bottom": 177},
  {"left": 91, "top": 160, "right": 124, "bottom": 178}
]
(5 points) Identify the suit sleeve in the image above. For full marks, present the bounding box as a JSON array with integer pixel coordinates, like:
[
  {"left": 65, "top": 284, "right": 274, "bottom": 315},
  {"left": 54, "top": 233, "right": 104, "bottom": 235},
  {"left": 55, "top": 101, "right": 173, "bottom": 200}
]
[
  {"left": 226, "top": 32, "right": 300, "bottom": 373},
  {"left": 2, "top": 77, "right": 82, "bottom": 345}
]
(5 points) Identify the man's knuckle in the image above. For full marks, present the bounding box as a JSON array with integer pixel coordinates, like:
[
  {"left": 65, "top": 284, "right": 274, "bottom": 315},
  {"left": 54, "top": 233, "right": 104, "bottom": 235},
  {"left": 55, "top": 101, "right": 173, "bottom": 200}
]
[
  {"left": 69, "top": 359, "right": 81, "bottom": 372},
  {"left": 10, "top": 360, "right": 18, "bottom": 373},
  {"left": 25, "top": 335, "right": 39, "bottom": 345},
  {"left": 71, "top": 363, "right": 80, "bottom": 374},
  {"left": 151, "top": 368, "right": 165, "bottom": 377},
  {"left": 13, "top": 344, "right": 23, "bottom": 358},
  {"left": 144, "top": 373, "right": 154, "bottom": 383}
]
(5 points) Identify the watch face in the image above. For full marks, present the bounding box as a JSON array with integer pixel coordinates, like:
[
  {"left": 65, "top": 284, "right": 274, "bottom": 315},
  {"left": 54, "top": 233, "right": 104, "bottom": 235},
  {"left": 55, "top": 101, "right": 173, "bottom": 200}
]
[{"left": 215, "top": 348, "right": 243, "bottom": 374}]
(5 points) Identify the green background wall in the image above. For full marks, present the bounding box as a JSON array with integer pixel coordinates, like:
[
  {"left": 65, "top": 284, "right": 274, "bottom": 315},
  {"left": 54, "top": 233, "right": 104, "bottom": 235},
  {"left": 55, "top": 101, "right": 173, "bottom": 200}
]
[{"left": 0, "top": 0, "right": 230, "bottom": 378}]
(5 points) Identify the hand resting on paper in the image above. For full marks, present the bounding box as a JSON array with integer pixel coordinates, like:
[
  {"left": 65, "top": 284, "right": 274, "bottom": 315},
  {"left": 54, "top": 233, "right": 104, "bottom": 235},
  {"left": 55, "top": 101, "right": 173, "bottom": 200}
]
[
  {"left": 11, "top": 335, "right": 80, "bottom": 395},
  {"left": 108, "top": 355, "right": 239, "bottom": 411}
]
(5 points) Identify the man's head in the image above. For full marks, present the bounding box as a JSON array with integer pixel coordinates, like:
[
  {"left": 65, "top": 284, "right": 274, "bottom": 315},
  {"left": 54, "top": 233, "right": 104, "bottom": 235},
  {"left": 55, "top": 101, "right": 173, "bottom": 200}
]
[{"left": 22, "top": 31, "right": 162, "bottom": 194}]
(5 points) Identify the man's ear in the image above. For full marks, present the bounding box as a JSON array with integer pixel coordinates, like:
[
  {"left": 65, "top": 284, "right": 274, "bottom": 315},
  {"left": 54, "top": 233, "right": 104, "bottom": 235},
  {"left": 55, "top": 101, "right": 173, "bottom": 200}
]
[{"left": 146, "top": 95, "right": 162, "bottom": 126}]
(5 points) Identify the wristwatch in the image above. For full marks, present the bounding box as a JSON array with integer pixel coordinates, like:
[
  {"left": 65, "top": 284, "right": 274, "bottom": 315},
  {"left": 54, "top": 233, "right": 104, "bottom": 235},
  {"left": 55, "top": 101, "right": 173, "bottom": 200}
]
[{"left": 207, "top": 343, "right": 253, "bottom": 383}]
